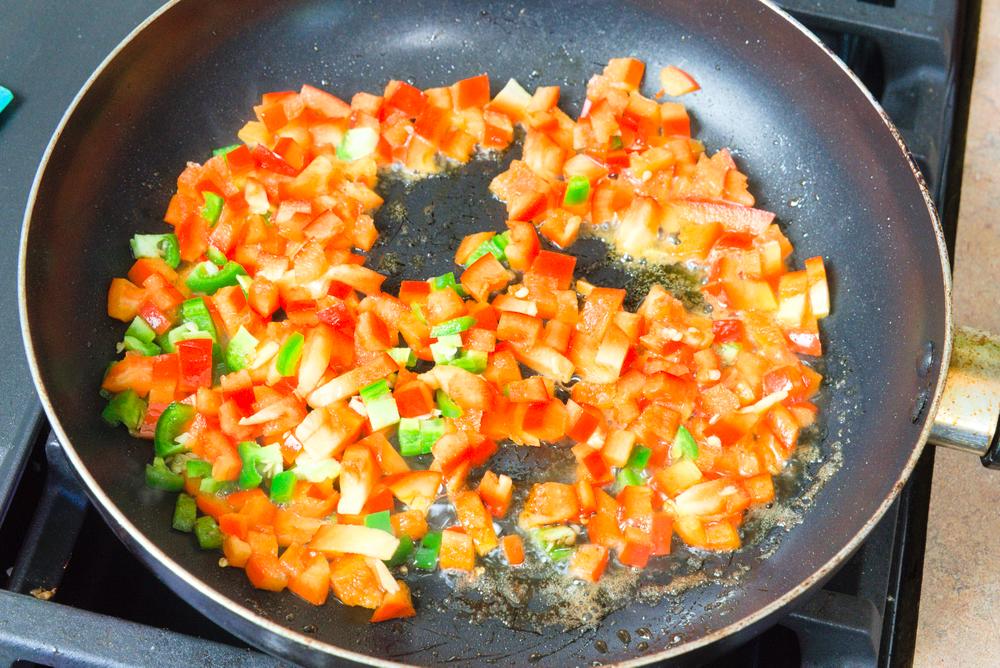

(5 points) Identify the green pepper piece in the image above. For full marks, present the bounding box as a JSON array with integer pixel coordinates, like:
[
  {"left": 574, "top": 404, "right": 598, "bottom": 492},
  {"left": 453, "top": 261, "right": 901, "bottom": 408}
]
[
  {"left": 446, "top": 350, "right": 488, "bottom": 374},
  {"left": 413, "top": 531, "right": 442, "bottom": 570},
  {"left": 410, "top": 303, "right": 427, "bottom": 325},
  {"left": 364, "top": 393, "right": 400, "bottom": 431},
  {"left": 614, "top": 467, "right": 645, "bottom": 494},
  {"left": 337, "top": 127, "right": 379, "bottom": 161},
  {"left": 671, "top": 425, "right": 699, "bottom": 461},
  {"left": 275, "top": 332, "right": 305, "bottom": 377},
  {"left": 161, "top": 323, "right": 212, "bottom": 353},
  {"left": 194, "top": 516, "right": 223, "bottom": 550},
  {"left": 364, "top": 510, "right": 393, "bottom": 534},
  {"left": 238, "top": 441, "right": 264, "bottom": 490},
  {"left": 387, "top": 347, "right": 417, "bottom": 368},
  {"left": 547, "top": 546, "right": 574, "bottom": 562},
  {"left": 238, "top": 442, "right": 283, "bottom": 490},
  {"left": 610, "top": 135, "right": 624, "bottom": 150},
  {"left": 125, "top": 316, "right": 157, "bottom": 344},
  {"left": 185, "top": 260, "right": 247, "bottom": 295},
  {"left": 385, "top": 535, "right": 414, "bottom": 567},
  {"left": 201, "top": 191, "right": 224, "bottom": 226},
  {"left": 172, "top": 493, "right": 197, "bottom": 532},
  {"left": 180, "top": 297, "right": 218, "bottom": 342},
  {"left": 154, "top": 402, "right": 196, "bottom": 458},
  {"left": 212, "top": 144, "right": 241, "bottom": 157},
  {"left": 398, "top": 417, "right": 444, "bottom": 456},
  {"left": 625, "top": 445, "right": 652, "bottom": 471},
  {"left": 101, "top": 390, "right": 147, "bottom": 433},
  {"left": 119, "top": 335, "right": 161, "bottom": 357},
  {"left": 435, "top": 389, "right": 463, "bottom": 418},
  {"left": 269, "top": 470, "right": 298, "bottom": 504},
  {"left": 563, "top": 175, "right": 591, "bottom": 206},
  {"left": 199, "top": 476, "right": 237, "bottom": 495},
  {"left": 428, "top": 272, "right": 468, "bottom": 297},
  {"left": 225, "top": 326, "right": 259, "bottom": 371},
  {"left": 360, "top": 379, "right": 390, "bottom": 401},
  {"left": 430, "top": 316, "right": 477, "bottom": 338},
  {"left": 146, "top": 457, "right": 185, "bottom": 492},
  {"left": 185, "top": 459, "right": 213, "bottom": 479},
  {"left": 130, "top": 233, "right": 181, "bottom": 269},
  {"left": 206, "top": 245, "right": 227, "bottom": 266},
  {"left": 464, "top": 231, "right": 510, "bottom": 267}
]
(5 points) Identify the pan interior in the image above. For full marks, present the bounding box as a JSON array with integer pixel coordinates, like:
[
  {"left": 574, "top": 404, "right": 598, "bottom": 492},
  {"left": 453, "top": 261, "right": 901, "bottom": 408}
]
[{"left": 22, "top": 0, "right": 948, "bottom": 665}]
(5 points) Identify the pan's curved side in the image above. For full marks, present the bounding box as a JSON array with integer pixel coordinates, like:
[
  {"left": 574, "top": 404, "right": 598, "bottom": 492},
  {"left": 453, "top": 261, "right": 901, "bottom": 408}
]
[{"left": 19, "top": 0, "right": 951, "bottom": 666}]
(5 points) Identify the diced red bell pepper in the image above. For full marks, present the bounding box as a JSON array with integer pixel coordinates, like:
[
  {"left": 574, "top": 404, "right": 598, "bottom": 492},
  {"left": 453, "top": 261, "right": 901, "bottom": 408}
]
[
  {"left": 477, "top": 470, "right": 514, "bottom": 518},
  {"left": 501, "top": 534, "right": 525, "bottom": 566},
  {"left": 176, "top": 338, "right": 214, "bottom": 393},
  {"left": 461, "top": 254, "right": 512, "bottom": 303},
  {"left": 569, "top": 543, "right": 609, "bottom": 582}
]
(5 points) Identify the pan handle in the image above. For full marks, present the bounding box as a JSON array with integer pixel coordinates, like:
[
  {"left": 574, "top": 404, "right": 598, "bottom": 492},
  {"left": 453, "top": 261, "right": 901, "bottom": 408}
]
[{"left": 928, "top": 326, "right": 1000, "bottom": 468}]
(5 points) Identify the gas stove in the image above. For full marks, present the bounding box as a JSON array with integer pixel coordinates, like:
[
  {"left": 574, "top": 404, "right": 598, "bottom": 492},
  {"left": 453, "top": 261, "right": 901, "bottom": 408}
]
[{"left": 0, "top": 1, "right": 977, "bottom": 665}]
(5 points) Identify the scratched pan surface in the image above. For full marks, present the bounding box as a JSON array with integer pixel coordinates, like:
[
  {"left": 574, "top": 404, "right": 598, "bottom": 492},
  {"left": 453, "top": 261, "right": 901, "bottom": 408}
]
[{"left": 20, "top": 0, "right": 950, "bottom": 665}]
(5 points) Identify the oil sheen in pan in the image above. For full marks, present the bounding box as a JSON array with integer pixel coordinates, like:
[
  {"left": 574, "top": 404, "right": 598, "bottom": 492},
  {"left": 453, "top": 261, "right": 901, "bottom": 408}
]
[{"left": 365, "top": 139, "right": 846, "bottom": 632}]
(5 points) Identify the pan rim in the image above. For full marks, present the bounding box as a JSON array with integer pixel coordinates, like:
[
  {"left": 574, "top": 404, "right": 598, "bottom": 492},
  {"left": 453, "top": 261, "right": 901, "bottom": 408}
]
[{"left": 16, "top": 0, "right": 953, "bottom": 665}]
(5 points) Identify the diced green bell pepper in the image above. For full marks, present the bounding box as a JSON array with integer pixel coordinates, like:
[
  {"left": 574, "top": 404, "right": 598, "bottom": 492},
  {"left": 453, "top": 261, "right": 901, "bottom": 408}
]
[
  {"left": 337, "top": 127, "right": 379, "bottom": 161},
  {"left": 385, "top": 535, "right": 414, "bottom": 567},
  {"left": 625, "top": 444, "right": 652, "bottom": 471},
  {"left": 362, "top": 390, "right": 400, "bottom": 431},
  {"left": 194, "top": 516, "right": 223, "bottom": 549},
  {"left": 154, "top": 402, "right": 195, "bottom": 458},
  {"left": 185, "top": 459, "right": 213, "bottom": 479},
  {"left": 446, "top": 350, "right": 488, "bottom": 374},
  {"left": 238, "top": 442, "right": 283, "bottom": 490},
  {"left": 428, "top": 272, "right": 467, "bottom": 297},
  {"left": 435, "top": 389, "right": 463, "bottom": 418},
  {"left": 146, "top": 457, "right": 185, "bottom": 492},
  {"left": 180, "top": 297, "right": 218, "bottom": 342},
  {"left": 464, "top": 231, "right": 510, "bottom": 267},
  {"left": 671, "top": 425, "right": 699, "bottom": 461},
  {"left": 614, "top": 467, "right": 645, "bottom": 492},
  {"left": 201, "top": 191, "right": 224, "bottom": 226},
  {"left": 563, "top": 175, "right": 591, "bottom": 206},
  {"left": 430, "top": 316, "right": 477, "bottom": 338},
  {"left": 185, "top": 260, "right": 247, "bottom": 294},
  {"left": 206, "top": 245, "right": 227, "bottom": 266},
  {"left": 387, "top": 347, "right": 417, "bottom": 368},
  {"left": 413, "top": 531, "right": 442, "bottom": 570},
  {"left": 225, "top": 326, "right": 259, "bottom": 371},
  {"left": 398, "top": 417, "right": 445, "bottom": 456},
  {"left": 212, "top": 144, "right": 241, "bottom": 157},
  {"left": 101, "top": 389, "right": 147, "bottom": 433},
  {"left": 130, "top": 233, "right": 181, "bottom": 269},
  {"left": 364, "top": 510, "right": 393, "bottom": 534},
  {"left": 119, "top": 335, "right": 161, "bottom": 357},
  {"left": 199, "top": 476, "right": 237, "bottom": 495},
  {"left": 125, "top": 316, "right": 157, "bottom": 344},
  {"left": 269, "top": 470, "right": 297, "bottom": 504},
  {"left": 172, "top": 493, "right": 197, "bottom": 532},
  {"left": 275, "top": 332, "right": 305, "bottom": 377}
]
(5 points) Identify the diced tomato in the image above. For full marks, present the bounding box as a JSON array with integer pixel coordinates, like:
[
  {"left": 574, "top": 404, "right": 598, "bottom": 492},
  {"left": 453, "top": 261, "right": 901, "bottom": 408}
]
[{"left": 501, "top": 534, "right": 525, "bottom": 565}]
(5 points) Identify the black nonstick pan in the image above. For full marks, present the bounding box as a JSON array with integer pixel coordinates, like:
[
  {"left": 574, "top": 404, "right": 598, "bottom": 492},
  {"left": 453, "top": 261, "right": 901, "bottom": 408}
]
[{"left": 20, "top": 0, "right": 977, "bottom": 665}]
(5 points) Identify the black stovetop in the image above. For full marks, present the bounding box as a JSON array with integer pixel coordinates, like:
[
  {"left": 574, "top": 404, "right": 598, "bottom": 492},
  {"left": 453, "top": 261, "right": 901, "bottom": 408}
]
[{"left": 0, "top": 1, "right": 978, "bottom": 666}]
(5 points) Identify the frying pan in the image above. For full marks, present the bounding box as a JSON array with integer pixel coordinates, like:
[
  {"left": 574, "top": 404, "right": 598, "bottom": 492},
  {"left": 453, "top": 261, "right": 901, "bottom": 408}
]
[{"left": 18, "top": 0, "right": 995, "bottom": 665}]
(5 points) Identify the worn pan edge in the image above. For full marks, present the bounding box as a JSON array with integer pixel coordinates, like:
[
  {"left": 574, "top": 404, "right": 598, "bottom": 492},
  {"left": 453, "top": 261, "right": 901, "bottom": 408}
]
[{"left": 16, "top": 0, "right": 953, "bottom": 665}]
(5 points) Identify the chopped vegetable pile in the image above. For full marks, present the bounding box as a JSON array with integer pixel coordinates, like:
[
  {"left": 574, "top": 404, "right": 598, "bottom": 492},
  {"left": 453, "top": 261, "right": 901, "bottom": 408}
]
[{"left": 102, "top": 58, "right": 829, "bottom": 622}]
